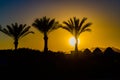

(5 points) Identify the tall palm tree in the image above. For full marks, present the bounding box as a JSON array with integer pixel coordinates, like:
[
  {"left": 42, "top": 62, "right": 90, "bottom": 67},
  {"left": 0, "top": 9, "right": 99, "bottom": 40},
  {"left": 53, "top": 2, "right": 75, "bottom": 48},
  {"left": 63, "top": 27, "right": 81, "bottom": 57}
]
[
  {"left": 62, "top": 17, "right": 92, "bottom": 53},
  {"left": 32, "top": 16, "right": 60, "bottom": 53},
  {"left": 0, "top": 23, "right": 34, "bottom": 50}
]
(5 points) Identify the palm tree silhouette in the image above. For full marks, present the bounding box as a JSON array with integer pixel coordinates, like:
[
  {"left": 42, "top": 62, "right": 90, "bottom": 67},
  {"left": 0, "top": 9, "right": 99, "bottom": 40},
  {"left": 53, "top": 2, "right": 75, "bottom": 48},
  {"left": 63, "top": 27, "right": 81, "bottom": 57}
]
[
  {"left": 62, "top": 17, "right": 92, "bottom": 53},
  {"left": 32, "top": 16, "right": 60, "bottom": 53},
  {"left": 0, "top": 23, "right": 34, "bottom": 50}
]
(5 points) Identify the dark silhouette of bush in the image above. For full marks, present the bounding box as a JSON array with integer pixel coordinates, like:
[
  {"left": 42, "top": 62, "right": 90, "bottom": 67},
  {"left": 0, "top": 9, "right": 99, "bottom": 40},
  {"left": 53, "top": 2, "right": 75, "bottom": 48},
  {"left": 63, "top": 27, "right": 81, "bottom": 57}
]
[
  {"left": 104, "top": 47, "right": 115, "bottom": 56},
  {"left": 103, "top": 47, "right": 116, "bottom": 64},
  {"left": 0, "top": 48, "right": 120, "bottom": 79},
  {"left": 92, "top": 47, "right": 103, "bottom": 56},
  {"left": 83, "top": 48, "right": 91, "bottom": 55}
]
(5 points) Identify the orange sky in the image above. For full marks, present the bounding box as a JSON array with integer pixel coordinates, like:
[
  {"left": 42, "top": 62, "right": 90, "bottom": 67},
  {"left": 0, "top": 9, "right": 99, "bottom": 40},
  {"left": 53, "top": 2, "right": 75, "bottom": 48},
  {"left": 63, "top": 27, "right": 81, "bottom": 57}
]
[{"left": 0, "top": 0, "right": 120, "bottom": 52}]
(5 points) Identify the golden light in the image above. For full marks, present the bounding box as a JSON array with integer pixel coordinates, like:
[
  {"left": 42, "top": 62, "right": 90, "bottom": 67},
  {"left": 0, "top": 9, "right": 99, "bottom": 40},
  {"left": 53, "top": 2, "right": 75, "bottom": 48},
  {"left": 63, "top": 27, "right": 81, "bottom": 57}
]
[{"left": 69, "top": 37, "right": 80, "bottom": 46}]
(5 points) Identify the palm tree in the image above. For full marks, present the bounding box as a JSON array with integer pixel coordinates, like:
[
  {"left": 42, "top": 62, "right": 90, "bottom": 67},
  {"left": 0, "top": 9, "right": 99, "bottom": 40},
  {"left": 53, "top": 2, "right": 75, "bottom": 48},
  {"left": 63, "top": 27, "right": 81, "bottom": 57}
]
[
  {"left": 32, "top": 16, "right": 60, "bottom": 53},
  {"left": 62, "top": 17, "right": 92, "bottom": 53},
  {"left": 0, "top": 23, "right": 34, "bottom": 50}
]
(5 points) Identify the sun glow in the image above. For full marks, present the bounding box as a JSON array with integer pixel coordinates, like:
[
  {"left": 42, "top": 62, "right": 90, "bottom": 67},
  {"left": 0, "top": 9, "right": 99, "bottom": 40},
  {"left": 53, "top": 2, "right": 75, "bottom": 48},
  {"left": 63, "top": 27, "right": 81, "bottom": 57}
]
[{"left": 69, "top": 37, "right": 80, "bottom": 46}]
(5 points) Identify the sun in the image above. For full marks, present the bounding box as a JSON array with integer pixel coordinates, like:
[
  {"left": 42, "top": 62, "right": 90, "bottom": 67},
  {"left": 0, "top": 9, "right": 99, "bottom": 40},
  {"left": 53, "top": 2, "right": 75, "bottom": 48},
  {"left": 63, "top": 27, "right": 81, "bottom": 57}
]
[{"left": 69, "top": 37, "right": 80, "bottom": 46}]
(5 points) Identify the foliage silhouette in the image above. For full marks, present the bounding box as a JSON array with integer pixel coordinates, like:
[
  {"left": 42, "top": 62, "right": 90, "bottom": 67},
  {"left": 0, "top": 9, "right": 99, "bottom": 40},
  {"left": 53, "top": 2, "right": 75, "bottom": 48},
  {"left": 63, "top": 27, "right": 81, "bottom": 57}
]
[
  {"left": 83, "top": 48, "right": 91, "bottom": 55},
  {"left": 0, "top": 23, "right": 34, "bottom": 50},
  {"left": 61, "top": 17, "right": 92, "bottom": 53},
  {"left": 32, "top": 16, "right": 60, "bottom": 53},
  {"left": 93, "top": 47, "right": 103, "bottom": 56},
  {"left": 104, "top": 47, "right": 115, "bottom": 57},
  {"left": 0, "top": 47, "right": 120, "bottom": 79}
]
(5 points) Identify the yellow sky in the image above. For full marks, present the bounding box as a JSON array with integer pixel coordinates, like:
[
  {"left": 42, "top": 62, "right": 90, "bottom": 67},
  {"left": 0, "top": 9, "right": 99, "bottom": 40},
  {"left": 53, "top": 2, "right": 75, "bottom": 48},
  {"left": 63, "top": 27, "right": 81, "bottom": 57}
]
[{"left": 0, "top": 0, "right": 120, "bottom": 52}]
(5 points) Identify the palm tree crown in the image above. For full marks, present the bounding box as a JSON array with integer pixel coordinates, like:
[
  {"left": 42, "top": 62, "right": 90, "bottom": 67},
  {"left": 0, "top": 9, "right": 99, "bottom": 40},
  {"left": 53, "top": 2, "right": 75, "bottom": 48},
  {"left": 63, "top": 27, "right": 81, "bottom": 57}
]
[
  {"left": 32, "top": 16, "right": 59, "bottom": 34},
  {"left": 62, "top": 17, "right": 92, "bottom": 37},
  {"left": 0, "top": 23, "right": 34, "bottom": 50},
  {"left": 32, "top": 16, "right": 60, "bottom": 53},
  {"left": 62, "top": 17, "right": 92, "bottom": 53}
]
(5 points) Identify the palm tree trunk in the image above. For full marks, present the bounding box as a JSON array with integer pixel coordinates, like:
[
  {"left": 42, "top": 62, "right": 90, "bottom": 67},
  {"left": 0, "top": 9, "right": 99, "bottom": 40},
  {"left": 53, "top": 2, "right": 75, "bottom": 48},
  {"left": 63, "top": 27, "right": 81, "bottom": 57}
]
[
  {"left": 75, "top": 36, "right": 78, "bottom": 53},
  {"left": 14, "top": 39, "right": 18, "bottom": 50},
  {"left": 44, "top": 32, "right": 48, "bottom": 53}
]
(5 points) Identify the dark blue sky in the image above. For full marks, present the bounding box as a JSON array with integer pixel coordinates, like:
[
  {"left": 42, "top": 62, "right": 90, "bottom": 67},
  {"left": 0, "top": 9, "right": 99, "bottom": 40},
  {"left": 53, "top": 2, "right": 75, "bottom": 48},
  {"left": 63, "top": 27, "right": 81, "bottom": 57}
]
[{"left": 0, "top": 0, "right": 120, "bottom": 25}]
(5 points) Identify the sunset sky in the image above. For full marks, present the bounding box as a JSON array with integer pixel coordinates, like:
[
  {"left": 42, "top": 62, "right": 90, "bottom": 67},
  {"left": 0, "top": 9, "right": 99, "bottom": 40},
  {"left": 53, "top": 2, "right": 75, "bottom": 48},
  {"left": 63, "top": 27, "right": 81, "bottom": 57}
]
[{"left": 0, "top": 0, "right": 120, "bottom": 52}]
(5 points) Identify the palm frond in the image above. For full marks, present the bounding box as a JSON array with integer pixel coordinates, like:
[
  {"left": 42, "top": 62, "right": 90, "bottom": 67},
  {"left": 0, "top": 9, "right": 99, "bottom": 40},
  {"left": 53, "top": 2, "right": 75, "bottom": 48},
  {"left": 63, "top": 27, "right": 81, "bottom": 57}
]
[
  {"left": 0, "top": 28, "right": 12, "bottom": 37},
  {"left": 12, "top": 23, "right": 18, "bottom": 33},
  {"left": 20, "top": 31, "right": 34, "bottom": 39},
  {"left": 61, "top": 26, "right": 73, "bottom": 34},
  {"left": 63, "top": 21, "right": 71, "bottom": 27},
  {"left": 63, "top": 21, "right": 73, "bottom": 31},
  {"left": 32, "top": 19, "right": 39, "bottom": 28},
  {"left": 6, "top": 25, "right": 14, "bottom": 35},
  {"left": 18, "top": 26, "right": 31, "bottom": 38},
  {"left": 74, "top": 17, "right": 79, "bottom": 29},
  {"left": 79, "top": 23, "right": 92, "bottom": 34},
  {"left": 78, "top": 17, "right": 87, "bottom": 31},
  {"left": 32, "top": 19, "right": 45, "bottom": 33},
  {"left": 81, "top": 28, "right": 91, "bottom": 33},
  {"left": 18, "top": 24, "right": 26, "bottom": 33},
  {"left": 48, "top": 21, "right": 60, "bottom": 33},
  {"left": 48, "top": 19, "right": 55, "bottom": 28},
  {"left": 70, "top": 18, "right": 74, "bottom": 26},
  {"left": 68, "top": 20, "right": 73, "bottom": 27},
  {"left": 75, "top": 20, "right": 80, "bottom": 34}
]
